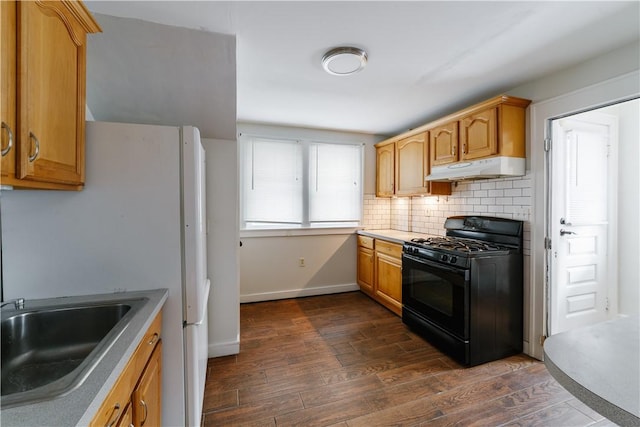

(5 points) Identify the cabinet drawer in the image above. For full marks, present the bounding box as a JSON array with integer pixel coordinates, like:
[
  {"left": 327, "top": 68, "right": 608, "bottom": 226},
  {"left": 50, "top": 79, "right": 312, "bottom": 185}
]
[
  {"left": 357, "top": 235, "right": 375, "bottom": 250},
  {"left": 375, "top": 239, "right": 402, "bottom": 259}
]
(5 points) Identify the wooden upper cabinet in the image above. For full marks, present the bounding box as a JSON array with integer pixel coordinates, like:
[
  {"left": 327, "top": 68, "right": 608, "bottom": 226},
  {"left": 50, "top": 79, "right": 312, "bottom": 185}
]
[
  {"left": 1, "top": 0, "right": 101, "bottom": 190},
  {"left": 375, "top": 142, "right": 395, "bottom": 197},
  {"left": 430, "top": 121, "right": 459, "bottom": 166},
  {"left": 460, "top": 107, "right": 497, "bottom": 161},
  {"left": 395, "top": 132, "right": 427, "bottom": 195},
  {"left": 1, "top": 1, "right": 17, "bottom": 181}
]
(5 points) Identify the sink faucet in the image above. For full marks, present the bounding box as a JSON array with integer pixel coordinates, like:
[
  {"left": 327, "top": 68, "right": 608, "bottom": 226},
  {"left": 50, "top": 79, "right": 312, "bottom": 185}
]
[{"left": 0, "top": 298, "right": 25, "bottom": 309}]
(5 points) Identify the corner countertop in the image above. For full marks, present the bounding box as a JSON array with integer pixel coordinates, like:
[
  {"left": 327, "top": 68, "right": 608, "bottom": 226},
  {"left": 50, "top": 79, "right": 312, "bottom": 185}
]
[
  {"left": 1, "top": 289, "right": 169, "bottom": 427},
  {"left": 357, "top": 229, "right": 438, "bottom": 245},
  {"left": 543, "top": 315, "right": 640, "bottom": 426}
]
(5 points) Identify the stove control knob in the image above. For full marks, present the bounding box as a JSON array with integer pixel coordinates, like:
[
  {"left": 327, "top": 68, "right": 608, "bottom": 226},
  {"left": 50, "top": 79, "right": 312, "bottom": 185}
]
[
  {"left": 450, "top": 256, "right": 457, "bottom": 264},
  {"left": 441, "top": 254, "right": 448, "bottom": 262}
]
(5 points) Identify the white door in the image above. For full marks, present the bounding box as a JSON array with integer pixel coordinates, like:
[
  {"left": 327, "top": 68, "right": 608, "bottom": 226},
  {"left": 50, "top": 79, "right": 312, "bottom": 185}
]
[{"left": 549, "top": 112, "right": 618, "bottom": 335}]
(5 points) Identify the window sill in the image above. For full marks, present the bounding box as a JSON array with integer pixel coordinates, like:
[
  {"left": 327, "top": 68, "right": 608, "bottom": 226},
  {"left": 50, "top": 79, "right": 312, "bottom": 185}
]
[{"left": 240, "top": 226, "right": 363, "bottom": 238}]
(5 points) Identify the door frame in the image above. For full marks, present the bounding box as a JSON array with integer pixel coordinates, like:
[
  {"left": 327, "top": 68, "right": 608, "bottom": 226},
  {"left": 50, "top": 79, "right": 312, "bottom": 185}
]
[{"left": 528, "top": 70, "right": 639, "bottom": 360}]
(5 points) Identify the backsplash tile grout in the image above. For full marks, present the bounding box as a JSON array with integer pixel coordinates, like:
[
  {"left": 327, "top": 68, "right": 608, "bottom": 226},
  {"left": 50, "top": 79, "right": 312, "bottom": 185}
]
[{"left": 363, "top": 173, "right": 532, "bottom": 254}]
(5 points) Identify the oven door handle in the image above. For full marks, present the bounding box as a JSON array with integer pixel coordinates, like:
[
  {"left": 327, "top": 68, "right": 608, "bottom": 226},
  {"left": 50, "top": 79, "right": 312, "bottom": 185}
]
[{"left": 403, "top": 253, "right": 467, "bottom": 276}]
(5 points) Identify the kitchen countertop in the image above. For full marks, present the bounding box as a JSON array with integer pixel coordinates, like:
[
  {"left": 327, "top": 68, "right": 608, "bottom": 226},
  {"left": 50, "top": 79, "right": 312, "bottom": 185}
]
[
  {"left": 1, "top": 289, "right": 168, "bottom": 427},
  {"left": 357, "top": 229, "right": 437, "bottom": 245},
  {"left": 543, "top": 315, "right": 640, "bottom": 426}
]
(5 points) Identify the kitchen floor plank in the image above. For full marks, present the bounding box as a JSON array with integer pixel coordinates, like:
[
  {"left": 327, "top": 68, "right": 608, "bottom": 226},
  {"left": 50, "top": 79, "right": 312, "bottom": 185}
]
[{"left": 203, "top": 291, "right": 618, "bottom": 426}]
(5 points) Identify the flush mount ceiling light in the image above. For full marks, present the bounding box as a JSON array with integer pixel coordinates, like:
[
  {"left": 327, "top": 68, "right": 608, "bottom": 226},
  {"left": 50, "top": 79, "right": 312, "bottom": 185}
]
[{"left": 322, "top": 46, "right": 368, "bottom": 76}]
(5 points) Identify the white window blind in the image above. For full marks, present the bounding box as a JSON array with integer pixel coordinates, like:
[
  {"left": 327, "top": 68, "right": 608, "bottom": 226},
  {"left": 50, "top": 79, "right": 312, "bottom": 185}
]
[{"left": 241, "top": 136, "right": 363, "bottom": 229}]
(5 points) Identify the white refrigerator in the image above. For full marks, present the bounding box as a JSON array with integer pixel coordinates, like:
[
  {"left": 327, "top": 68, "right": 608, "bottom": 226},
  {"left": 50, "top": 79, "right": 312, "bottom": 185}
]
[{"left": 1, "top": 121, "right": 210, "bottom": 426}]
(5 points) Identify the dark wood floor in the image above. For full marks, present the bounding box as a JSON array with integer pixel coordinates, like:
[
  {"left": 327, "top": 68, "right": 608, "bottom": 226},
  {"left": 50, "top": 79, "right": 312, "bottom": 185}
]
[{"left": 202, "top": 292, "right": 615, "bottom": 426}]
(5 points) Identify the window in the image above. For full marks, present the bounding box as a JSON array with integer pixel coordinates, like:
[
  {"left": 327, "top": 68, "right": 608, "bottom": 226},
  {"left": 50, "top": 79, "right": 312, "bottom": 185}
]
[{"left": 240, "top": 136, "right": 363, "bottom": 229}]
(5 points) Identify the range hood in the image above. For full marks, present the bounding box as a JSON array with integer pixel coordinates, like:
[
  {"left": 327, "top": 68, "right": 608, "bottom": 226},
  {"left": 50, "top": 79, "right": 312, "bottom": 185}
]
[{"left": 426, "top": 156, "right": 525, "bottom": 181}]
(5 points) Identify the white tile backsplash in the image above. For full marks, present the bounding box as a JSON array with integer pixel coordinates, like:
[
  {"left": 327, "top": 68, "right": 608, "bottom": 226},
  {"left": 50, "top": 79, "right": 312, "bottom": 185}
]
[{"left": 362, "top": 173, "right": 532, "bottom": 254}]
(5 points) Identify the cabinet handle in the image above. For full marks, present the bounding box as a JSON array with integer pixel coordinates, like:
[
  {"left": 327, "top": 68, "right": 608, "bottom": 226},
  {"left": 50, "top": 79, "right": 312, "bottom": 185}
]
[
  {"left": 451, "top": 145, "right": 455, "bottom": 156},
  {"left": 148, "top": 332, "right": 159, "bottom": 345},
  {"left": 140, "top": 399, "right": 148, "bottom": 425},
  {"left": 462, "top": 143, "right": 467, "bottom": 154},
  {"left": 28, "top": 132, "right": 40, "bottom": 162},
  {"left": 105, "top": 403, "right": 121, "bottom": 427},
  {"left": 1, "top": 122, "right": 13, "bottom": 157}
]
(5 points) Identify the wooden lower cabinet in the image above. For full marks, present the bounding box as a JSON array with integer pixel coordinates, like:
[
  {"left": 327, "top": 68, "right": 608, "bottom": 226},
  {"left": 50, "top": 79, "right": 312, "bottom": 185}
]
[
  {"left": 357, "top": 236, "right": 402, "bottom": 316},
  {"left": 133, "top": 341, "right": 162, "bottom": 427},
  {"left": 356, "top": 236, "right": 375, "bottom": 295},
  {"left": 90, "top": 311, "right": 162, "bottom": 427}
]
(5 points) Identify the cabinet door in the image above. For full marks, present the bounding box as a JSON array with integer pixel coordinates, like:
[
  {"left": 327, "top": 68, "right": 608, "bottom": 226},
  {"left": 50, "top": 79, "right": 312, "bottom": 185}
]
[
  {"left": 17, "top": 0, "right": 89, "bottom": 185},
  {"left": 375, "top": 252, "right": 402, "bottom": 315},
  {"left": 396, "top": 132, "right": 427, "bottom": 196},
  {"left": 133, "top": 341, "right": 162, "bottom": 427},
  {"left": 1, "top": 1, "right": 16, "bottom": 181},
  {"left": 357, "top": 246, "right": 375, "bottom": 295},
  {"left": 430, "top": 122, "right": 459, "bottom": 166},
  {"left": 460, "top": 108, "right": 497, "bottom": 160},
  {"left": 375, "top": 143, "right": 395, "bottom": 197}
]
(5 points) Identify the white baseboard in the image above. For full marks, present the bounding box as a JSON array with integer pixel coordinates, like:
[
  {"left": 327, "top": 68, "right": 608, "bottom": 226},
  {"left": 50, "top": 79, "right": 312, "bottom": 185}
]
[
  {"left": 240, "top": 282, "right": 359, "bottom": 303},
  {"left": 208, "top": 340, "right": 240, "bottom": 358}
]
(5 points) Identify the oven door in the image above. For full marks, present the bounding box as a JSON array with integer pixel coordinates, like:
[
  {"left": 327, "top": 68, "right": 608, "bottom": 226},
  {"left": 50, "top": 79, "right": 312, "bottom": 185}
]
[{"left": 402, "top": 253, "right": 469, "bottom": 340}]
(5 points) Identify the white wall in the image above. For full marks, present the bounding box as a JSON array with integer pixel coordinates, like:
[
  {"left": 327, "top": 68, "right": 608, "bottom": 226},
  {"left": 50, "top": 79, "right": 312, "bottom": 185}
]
[
  {"left": 202, "top": 138, "right": 240, "bottom": 356},
  {"left": 240, "top": 232, "right": 358, "bottom": 302}
]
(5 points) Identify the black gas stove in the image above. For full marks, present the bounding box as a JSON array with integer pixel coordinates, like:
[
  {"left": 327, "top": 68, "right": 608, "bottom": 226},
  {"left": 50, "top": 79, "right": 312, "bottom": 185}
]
[
  {"left": 404, "top": 236, "right": 514, "bottom": 269},
  {"left": 402, "top": 216, "right": 524, "bottom": 366}
]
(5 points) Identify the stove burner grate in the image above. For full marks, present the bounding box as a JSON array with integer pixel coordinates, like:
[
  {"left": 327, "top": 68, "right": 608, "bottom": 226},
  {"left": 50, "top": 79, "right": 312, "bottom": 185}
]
[{"left": 410, "top": 236, "right": 503, "bottom": 253}]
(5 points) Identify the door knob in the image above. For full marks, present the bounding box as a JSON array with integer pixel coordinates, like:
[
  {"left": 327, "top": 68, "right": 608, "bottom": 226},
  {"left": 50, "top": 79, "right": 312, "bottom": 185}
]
[{"left": 560, "top": 229, "right": 577, "bottom": 236}]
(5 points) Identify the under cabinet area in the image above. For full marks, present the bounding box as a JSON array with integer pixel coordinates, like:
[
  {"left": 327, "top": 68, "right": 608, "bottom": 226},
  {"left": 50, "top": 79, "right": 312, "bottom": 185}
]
[
  {"left": 91, "top": 311, "right": 163, "bottom": 427},
  {"left": 357, "top": 235, "right": 402, "bottom": 316},
  {"left": 0, "top": 0, "right": 101, "bottom": 190}
]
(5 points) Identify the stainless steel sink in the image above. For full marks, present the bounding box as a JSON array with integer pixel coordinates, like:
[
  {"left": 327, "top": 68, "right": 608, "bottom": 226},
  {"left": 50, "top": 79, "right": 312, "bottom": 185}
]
[{"left": 1, "top": 297, "right": 147, "bottom": 408}]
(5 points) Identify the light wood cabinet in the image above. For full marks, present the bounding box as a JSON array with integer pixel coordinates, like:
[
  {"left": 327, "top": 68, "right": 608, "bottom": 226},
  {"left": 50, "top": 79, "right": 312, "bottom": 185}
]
[
  {"left": 357, "top": 236, "right": 402, "bottom": 316},
  {"left": 396, "top": 132, "right": 427, "bottom": 196},
  {"left": 378, "top": 95, "right": 530, "bottom": 185},
  {"left": 1, "top": 1, "right": 17, "bottom": 183},
  {"left": 133, "top": 341, "right": 162, "bottom": 427},
  {"left": 375, "top": 142, "right": 395, "bottom": 197},
  {"left": 375, "top": 134, "right": 452, "bottom": 198},
  {"left": 91, "top": 311, "right": 163, "bottom": 427},
  {"left": 430, "top": 121, "right": 459, "bottom": 166},
  {"left": 357, "top": 236, "right": 375, "bottom": 295},
  {"left": 460, "top": 107, "right": 497, "bottom": 160},
  {"left": 0, "top": 0, "right": 100, "bottom": 190},
  {"left": 374, "top": 240, "right": 402, "bottom": 316},
  {"left": 431, "top": 96, "right": 529, "bottom": 165}
]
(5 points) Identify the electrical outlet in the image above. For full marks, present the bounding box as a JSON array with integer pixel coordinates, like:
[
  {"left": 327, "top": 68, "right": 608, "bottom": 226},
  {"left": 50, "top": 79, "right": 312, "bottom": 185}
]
[{"left": 298, "top": 257, "right": 305, "bottom": 267}]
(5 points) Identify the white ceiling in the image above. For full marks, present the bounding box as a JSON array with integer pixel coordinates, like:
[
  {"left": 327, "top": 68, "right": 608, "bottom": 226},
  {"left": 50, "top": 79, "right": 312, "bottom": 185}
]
[{"left": 85, "top": 1, "right": 640, "bottom": 138}]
